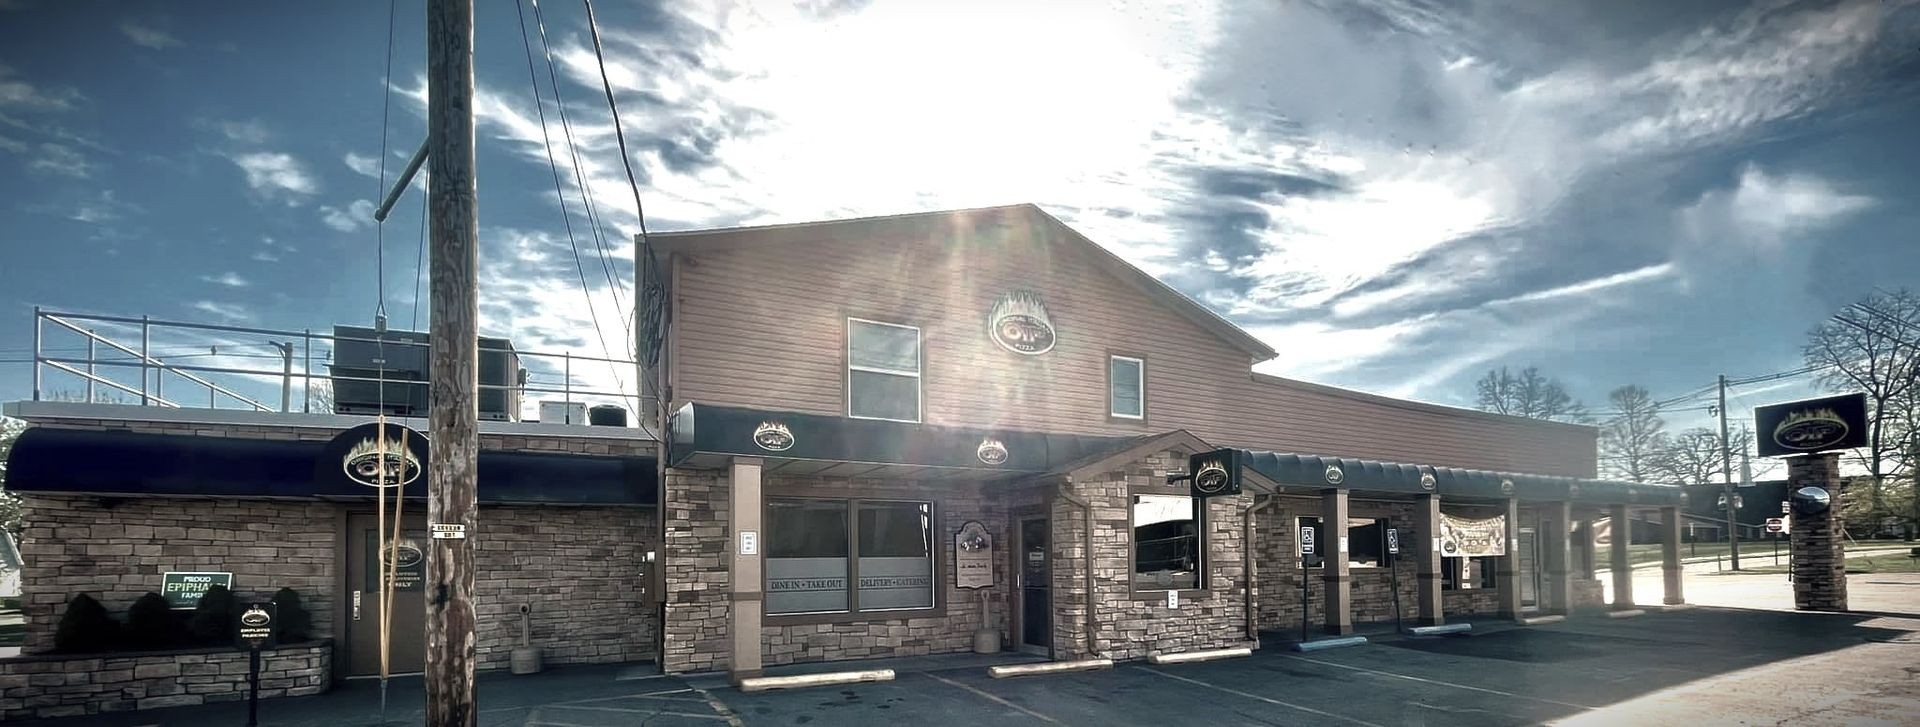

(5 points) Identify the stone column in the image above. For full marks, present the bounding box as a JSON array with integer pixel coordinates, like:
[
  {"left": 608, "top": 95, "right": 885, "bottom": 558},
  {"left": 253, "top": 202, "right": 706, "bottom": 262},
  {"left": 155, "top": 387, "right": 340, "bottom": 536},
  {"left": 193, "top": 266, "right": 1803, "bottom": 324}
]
[
  {"left": 1543, "top": 501, "right": 1572, "bottom": 615},
  {"left": 1609, "top": 503, "right": 1633, "bottom": 610},
  {"left": 729, "top": 457, "right": 764, "bottom": 681},
  {"left": 1497, "top": 497, "right": 1522, "bottom": 619},
  {"left": 1415, "top": 493, "right": 1443, "bottom": 626},
  {"left": 1574, "top": 518, "right": 1596, "bottom": 580},
  {"left": 1660, "top": 505, "right": 1684, "bottom": 605},
  {"left": 1789, "top": 453, "right": 1847, "bottom": 612},
  {"left": 1321, "top": 489, "right": 1352, "bottom": 635}
]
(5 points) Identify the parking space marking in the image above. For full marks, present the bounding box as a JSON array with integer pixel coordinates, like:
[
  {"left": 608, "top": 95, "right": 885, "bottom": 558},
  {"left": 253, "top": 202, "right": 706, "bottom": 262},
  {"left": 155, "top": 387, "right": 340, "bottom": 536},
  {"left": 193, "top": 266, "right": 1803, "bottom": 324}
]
[
  {"left": 1137, "top": 666, "right": 1387, "bottom": 727},
  {"left": 550, "top": 703, "right": 731, "bottom": 720},
  {"left": 1278, "top": 654, "right": 1597, "bottom": 710},
  {"left": 924, "top": 672, "right": 1064, "bottom": 724}
]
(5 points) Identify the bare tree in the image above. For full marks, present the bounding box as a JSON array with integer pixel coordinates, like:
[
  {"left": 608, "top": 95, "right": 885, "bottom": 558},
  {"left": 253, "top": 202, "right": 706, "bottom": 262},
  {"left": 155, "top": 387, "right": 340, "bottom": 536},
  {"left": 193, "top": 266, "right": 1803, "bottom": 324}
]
[
  {"left": 1803, "top": 288, "right": 1920, "bottom": 536},
  {"left": 1600, "top": 385, "right": 1666, "bottom": 482},
  {"left": 0, "top": 417, "right": 22, "bottom": 536},
  {"left": 1475, "top": 366, "right": 1589, "bottom": 423},
  {"left": 1653, "top": 427, "right": 1753, "bottom": 487}
]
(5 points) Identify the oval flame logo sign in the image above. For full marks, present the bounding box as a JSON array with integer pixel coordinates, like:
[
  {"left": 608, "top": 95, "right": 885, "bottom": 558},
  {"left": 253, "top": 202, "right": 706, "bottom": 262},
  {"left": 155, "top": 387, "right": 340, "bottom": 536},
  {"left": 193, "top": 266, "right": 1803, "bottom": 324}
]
[
  {"left": 988, "top": 292, "right": 1056, "bottom": 355},
  {"left": 1774, "top": 408, "right": 1848, "bottom": 452},
  {"left": 752, "top": 422, "right": 794, "bottom": 452}
]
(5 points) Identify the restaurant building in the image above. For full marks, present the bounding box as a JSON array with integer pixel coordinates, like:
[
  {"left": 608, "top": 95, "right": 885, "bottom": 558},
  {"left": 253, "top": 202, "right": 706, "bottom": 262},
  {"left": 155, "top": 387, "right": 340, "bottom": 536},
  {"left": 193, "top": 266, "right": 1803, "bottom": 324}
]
[{"left": 1, "top": 204, "right": 1685, "bottom": 717}]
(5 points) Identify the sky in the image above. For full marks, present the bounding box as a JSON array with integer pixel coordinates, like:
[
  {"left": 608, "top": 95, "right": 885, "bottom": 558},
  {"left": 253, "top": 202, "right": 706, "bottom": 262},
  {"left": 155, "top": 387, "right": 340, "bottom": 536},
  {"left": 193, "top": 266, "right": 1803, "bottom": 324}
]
[{"left": 1, "top": 0, "right": 1917, "bottom": 466}]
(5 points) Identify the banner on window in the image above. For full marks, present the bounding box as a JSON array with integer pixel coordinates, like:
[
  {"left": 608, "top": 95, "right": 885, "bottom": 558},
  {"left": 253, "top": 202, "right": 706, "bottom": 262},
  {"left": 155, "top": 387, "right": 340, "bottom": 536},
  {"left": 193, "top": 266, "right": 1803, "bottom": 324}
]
[{"left": 1440, "top": 513, "right": 1507, "bottom": 557}]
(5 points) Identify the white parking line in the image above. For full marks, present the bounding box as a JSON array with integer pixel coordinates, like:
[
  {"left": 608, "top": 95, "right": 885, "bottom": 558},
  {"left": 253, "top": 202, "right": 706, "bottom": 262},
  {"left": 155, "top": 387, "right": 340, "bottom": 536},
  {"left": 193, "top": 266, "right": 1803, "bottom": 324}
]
[
  {"left": 550, "top": 703, "right": 730, "bottom": 720},
  {"left": 924, "top": 671, "right": 1063, "bottom": 724},
  {"left": 1278, "top": 654, "right": 1597, "bottom": 710},
  {"left": 1138, "top": 667, "right": 1387, "bottom": 727}
]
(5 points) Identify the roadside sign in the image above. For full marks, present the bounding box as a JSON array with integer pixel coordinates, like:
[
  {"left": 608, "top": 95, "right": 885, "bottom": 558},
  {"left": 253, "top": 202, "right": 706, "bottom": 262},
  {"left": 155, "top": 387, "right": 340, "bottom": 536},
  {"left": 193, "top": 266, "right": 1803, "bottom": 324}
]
[
  {"left": 1386, "top": 528, "right": 1400, "bottom": 555},
  {"left": 1765, "top": 517, "right": 1788, "bottom": 534},
  {"left": 1299, "top": 526, "right": 1316, "bottom": 556},
  {"left": 430, "top": 523, "right": 467, "bottom": 539},
  {"left": 237, "top": 602, "right": 275, "bottom": 649}
]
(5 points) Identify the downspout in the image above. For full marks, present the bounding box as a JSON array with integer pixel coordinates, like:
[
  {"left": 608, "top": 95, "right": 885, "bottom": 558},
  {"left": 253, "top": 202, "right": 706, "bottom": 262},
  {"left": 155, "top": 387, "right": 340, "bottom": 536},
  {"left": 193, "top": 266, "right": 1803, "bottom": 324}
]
[
  {"left": 1057, "top": 485, "right": 1098, "bottom": 659},
  {"left": 1244, "top": 494, "right": 1277, "bottom": 643}
]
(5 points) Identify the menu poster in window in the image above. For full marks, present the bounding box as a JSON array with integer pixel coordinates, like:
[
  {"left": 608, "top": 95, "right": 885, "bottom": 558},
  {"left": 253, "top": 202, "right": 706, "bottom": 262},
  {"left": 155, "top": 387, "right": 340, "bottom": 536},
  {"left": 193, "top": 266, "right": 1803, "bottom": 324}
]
[
  {"left": 1439, "top": 513, "right": 1507, "bottom": 557},
  {"left": 954, "top": 521, "right": 994, "bottom": 589}
]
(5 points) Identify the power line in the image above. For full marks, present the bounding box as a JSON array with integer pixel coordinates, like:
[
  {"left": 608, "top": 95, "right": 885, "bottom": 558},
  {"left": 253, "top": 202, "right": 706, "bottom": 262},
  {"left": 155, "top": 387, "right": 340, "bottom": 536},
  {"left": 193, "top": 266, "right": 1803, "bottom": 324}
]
[
  {"left": 518, "top": 0, "right": 629, "bottom": 417},
  {"left": 528, "top": 0, "right": 629, "bottom": 337}
]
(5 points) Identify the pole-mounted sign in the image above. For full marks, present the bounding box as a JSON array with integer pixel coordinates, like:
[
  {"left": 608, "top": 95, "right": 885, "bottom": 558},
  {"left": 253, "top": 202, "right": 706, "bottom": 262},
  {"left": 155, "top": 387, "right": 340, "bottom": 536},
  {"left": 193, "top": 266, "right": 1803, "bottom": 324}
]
[
  {"left": 1753, "top": 393, "right": 1868, "bottom": 457},
  {"left": 236, "top": 602, "right": 276, "bottom": 727}
]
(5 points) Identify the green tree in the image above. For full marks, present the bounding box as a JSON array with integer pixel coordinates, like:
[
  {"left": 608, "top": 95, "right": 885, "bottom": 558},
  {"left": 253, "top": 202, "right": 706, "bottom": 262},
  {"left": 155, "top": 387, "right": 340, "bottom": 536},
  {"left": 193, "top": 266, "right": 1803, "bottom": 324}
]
[{"left": 1474, "top": 366, "right": 1589, "bottom": 423}]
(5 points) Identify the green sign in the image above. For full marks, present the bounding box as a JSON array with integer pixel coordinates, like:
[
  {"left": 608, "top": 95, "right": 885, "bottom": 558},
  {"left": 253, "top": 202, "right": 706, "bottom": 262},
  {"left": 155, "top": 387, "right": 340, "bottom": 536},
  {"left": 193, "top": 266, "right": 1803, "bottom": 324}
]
[{"left": 161, "top": 571, "right": 233, "bottom": 610}]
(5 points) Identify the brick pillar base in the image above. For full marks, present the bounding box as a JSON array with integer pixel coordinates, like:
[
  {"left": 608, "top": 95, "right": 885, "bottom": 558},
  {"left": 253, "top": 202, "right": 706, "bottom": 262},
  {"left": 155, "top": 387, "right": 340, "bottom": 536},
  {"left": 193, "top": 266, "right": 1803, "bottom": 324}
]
[{"left": 1788, "top": 453, "right": 1847, "bottom": 612}]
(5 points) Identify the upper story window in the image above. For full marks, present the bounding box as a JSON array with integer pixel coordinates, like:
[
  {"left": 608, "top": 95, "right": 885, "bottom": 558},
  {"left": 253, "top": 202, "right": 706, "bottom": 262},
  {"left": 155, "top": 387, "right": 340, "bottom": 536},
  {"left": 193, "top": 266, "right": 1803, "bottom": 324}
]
[
  {"left": 1109, "top": 355, "right": 1144, "bottom": 419},
  {"left": 847, "top": 318, "right": 921, "bottom": 422}
]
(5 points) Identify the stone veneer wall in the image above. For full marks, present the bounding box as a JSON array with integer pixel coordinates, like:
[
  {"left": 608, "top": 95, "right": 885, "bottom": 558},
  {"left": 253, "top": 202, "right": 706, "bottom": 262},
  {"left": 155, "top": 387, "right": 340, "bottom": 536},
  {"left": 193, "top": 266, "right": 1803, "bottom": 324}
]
[
  {"left": 0, "top": 642, "right": 330, "bottom": 720},
  {"left": 661, "top": 468, "right": 729, "bottom": 674},
  {"left": 1052, "top": 449, "right": 1250, "bottom": 661},
  {"left": 1787, "top": 453, "right": 1847, "bottom": 611},
  {"left": 16, "top": 496, "right": 338, "bottom": 653},
  {"left": 759, "top": 476, "right": 1008, "bottom": 667},
  {"left": 474, "top": 505, "right": 658, "bottom": 669}
]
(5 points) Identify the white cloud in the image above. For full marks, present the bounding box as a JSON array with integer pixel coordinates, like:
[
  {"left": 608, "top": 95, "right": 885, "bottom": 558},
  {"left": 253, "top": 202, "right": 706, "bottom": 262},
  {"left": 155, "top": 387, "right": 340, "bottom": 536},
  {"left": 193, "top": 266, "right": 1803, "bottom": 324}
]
[
  {"left": 226, "top": 151, "right": 317, "bottom": 202},
  {"left": 191, "top": 301, "right": 250, "bottom": 322},
  {"left": 212, "top": 119, "right": 269, "bottom": 144},
  {"left": 25, "top": 142, "right": 90, "bottom": 177},
  {"left": 1679, "top": 165, "right": 1874, "bottom": 255},
  {"left": 0, "top": 64, "right": 81, "bottom": 111},
  {"left": 201, "top": 272, "right": 249, "bottom": 288},
  {"left": 343, "top": 152, "right": 380, "bottom": 178},
  {"left": 319, "top": 199, "right": 377, "bottom": 233},
  {"left": 120, "top": 21, "right": 182, "bottom": 50}
]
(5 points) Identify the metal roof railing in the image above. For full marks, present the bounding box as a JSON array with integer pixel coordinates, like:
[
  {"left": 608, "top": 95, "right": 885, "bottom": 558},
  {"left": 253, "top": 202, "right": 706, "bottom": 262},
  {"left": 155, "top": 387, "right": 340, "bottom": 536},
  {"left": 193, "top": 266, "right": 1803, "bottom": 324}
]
[{"left": 28, "top": 308, "right": 643, "bottom": 418}]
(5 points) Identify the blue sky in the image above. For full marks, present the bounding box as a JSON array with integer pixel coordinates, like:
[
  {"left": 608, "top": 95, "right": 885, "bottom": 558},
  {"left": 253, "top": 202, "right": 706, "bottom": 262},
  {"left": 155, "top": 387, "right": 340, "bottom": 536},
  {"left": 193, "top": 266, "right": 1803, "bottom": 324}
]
[{"left": 1, "top": 0, "right": 1917, "bottom": 453}]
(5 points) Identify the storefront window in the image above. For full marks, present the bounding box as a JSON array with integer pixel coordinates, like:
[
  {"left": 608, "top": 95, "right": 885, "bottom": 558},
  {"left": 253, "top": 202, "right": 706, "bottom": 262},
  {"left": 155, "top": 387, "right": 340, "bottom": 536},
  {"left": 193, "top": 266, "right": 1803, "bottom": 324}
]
[
  {"left": 1133, "top": 493, "right": 1202, "bottom": 590},
  {"left": 1443, "top": 557, "right": 1497, "bottom": 590},
  {"left": 1297, "top": 516, "right": 1389, "bottom": 568},
  {"left": 847, "top": 318, "right": 921, "bottom": 422},
  {"left": 856, "top": 501, "right": 934, "bottom": 610},
  {"left": 766, "top": 500, "right": 850, "bottom": 614},
  {"left": 1109, "top": 355, "right": 1144, "bottom": 419},
  {"left": 766, "top": 498, "right": 935, "bottom": 615}
]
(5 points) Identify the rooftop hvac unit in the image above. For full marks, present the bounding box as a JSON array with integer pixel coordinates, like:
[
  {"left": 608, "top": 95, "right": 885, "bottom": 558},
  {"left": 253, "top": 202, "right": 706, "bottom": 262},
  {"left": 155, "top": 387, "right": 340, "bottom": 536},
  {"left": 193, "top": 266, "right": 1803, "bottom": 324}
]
[{"left": 329, "top": 325, "right": 524, "bottom": 422}]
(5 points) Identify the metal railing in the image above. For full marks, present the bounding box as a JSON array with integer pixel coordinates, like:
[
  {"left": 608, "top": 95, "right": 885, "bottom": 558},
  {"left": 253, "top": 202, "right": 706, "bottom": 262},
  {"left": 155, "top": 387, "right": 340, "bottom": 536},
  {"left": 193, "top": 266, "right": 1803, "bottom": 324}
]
[{"left": 28, "top": 308, "right": 642, "bottom": 417}]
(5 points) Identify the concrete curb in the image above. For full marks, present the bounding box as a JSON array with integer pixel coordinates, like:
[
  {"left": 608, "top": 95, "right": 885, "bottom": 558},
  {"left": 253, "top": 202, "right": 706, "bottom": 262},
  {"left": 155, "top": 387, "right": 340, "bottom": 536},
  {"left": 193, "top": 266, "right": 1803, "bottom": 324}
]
[
  {"left": 988, "top": 658, "right": 1113, "bottom": 678},
  {"left": 1657, "top": 603, "right": 1696, "bottom": 611},
  {"left": 1293, "top": 636, "right": 1369, "bottom": 652},
  {"left": 1147, "top": 647, "right": 1253, "bottom": 665},
  {"left": 1605, "top": 609, "right": 1647, "bottom": 619},
  {"left": 1517, "top": 615, "right": 1566, "bottom": 626},
  {"left": 737, "top": 669, "right": 894, "bottom": 693},
  {"left": 1406, "top": 623, "right": 1473, "bottom": 636}
]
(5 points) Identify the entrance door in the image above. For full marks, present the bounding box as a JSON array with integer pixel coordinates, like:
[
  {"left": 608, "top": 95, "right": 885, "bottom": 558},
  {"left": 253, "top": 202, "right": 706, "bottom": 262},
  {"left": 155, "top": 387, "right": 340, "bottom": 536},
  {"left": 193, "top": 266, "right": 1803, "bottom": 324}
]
[
  {"left": 1517, "top": 527, "right": 1540, "bottom": 610},
  {"left": 1017, "top": 517, "right": 1050, "bottom": 655},
  {"left": 346, "top": 513, "right": 427, "bottom": 676}
]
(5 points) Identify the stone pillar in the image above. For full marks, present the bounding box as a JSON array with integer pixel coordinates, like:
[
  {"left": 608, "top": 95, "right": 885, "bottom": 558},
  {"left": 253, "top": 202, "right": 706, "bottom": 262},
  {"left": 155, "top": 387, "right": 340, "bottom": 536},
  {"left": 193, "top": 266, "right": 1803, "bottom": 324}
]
[
  {"left": 1789, "top": 453, "right": 1847, "bottom": 612},
  {"left": 1609, "top": 503, "right": 1633, "bottom": 609},
  {"left": 1415, "top": 493, "right": 1443, "bottom": 626},
  {"left": 1496, "top": 497, "right": 1522, "bottom": 619},
  {"left": 1543, "top": 501, "right": 1572, "bottom": 615},
  {"left": 1321, "top": 489, "right": 1352, "bottom": 635},
  {"left": 1660, "top": 505, "right": 1684, "bottom": 605},
  {"left": 729, "top": 457, "right": 764, "bottom": 681},
  {"left": 1574, "top": 518, "right": 1596, "bottom": 580}
]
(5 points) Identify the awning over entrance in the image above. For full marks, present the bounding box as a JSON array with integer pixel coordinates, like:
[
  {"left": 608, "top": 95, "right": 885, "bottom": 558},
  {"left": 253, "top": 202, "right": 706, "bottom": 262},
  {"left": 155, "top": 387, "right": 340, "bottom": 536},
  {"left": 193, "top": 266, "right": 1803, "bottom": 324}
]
[
  {"left": 1243, "top": 450, "right": 1683, "bottom": 506},
  {"left": 4, "top": 427, "right": 657, "bottom": 505},
  {"left": 666, "top": 403, "right": 1146, "bottom": 481}
]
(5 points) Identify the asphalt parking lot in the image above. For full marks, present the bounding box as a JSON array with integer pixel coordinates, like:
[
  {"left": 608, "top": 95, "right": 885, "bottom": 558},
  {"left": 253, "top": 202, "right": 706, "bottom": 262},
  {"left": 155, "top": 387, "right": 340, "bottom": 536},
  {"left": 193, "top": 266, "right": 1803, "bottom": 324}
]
[{"left": 16, "top": 597, "right": 1920, "bottom": 726}]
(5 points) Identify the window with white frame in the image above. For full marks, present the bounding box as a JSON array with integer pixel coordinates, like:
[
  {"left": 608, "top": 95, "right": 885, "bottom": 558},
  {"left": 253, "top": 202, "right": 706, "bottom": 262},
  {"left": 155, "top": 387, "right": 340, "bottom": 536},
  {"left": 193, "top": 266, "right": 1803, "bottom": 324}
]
[
  {"left": 1132, "top": 493, "right": 1202, "bottom": 591},
  {"left": 847, "top": 318, "right": 921, "bottom": 422},
  {"left": 1110, "top": 355, "right": 1144, "bottom": 419}
]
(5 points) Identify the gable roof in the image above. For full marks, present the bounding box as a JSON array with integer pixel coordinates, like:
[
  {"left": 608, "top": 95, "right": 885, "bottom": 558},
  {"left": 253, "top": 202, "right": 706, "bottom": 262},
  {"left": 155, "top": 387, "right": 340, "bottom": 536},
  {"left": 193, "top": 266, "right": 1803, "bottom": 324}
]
[{"left": 649, "top": 204, "right": 1278, "bottom": 361}]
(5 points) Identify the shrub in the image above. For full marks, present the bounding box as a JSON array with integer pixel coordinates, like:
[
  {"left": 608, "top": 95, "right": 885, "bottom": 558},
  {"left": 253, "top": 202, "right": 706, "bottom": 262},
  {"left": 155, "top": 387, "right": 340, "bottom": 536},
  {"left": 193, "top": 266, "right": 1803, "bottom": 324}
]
[
  {"left": 53, "top": 593, "right": 119, "bottom": 653},
  {"left": 125, "top": 592, "right": 184, "bottom": 650},
  {"left": 187, "top": 584, "right": 237, "bottom": 645},
  {"left": 271, "top": 587, "right": 311, "bottom": 642}
]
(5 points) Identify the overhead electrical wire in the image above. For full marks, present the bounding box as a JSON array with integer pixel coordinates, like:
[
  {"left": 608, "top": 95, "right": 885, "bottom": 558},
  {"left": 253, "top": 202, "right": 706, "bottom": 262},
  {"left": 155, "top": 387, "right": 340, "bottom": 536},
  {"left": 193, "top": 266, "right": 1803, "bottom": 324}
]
[
  {"left": 516, "top": 0, "right": 631, "bottom": 419},
  {"left": 528, "top": 0, "right": 629, "bottom": 337}
]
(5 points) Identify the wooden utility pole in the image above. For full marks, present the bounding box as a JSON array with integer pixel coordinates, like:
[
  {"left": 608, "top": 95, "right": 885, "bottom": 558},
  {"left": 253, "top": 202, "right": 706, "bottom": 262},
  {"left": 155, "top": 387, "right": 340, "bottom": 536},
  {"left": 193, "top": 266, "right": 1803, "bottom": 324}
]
[
  {"left": 425, "top": 0, "right": 479, "bottom": 723},
  {"left": 1719, "top": 374, "right": 1740, "bottom": 571}
]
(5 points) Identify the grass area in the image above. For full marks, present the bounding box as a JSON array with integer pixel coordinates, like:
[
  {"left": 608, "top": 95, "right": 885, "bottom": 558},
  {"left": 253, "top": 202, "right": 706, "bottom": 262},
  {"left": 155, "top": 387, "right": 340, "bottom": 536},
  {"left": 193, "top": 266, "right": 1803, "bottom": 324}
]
[
  {"left": 1625, "top": 539, "right": 1909, "bottom": 566},
  {"left": 1721, "top": 551, "right": 1920, "bottom": 576}
]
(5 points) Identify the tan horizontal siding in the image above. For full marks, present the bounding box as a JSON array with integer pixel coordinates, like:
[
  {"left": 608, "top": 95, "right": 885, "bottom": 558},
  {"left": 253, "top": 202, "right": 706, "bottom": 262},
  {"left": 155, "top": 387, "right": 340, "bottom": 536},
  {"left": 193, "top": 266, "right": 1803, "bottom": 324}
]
[{"left": 666, "top": 211, "right": 1597, "bottom": 478}]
